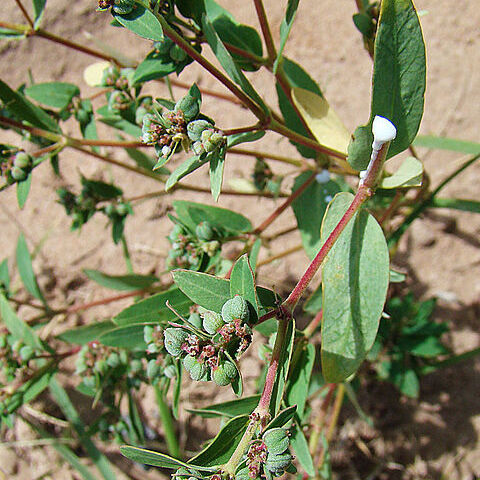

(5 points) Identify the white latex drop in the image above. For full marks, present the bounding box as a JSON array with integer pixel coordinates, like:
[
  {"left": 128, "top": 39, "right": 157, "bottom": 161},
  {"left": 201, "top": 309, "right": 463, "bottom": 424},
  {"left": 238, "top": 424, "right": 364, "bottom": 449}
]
[{"left": 372, "top": 116, "right": 397, "bottom": 150}]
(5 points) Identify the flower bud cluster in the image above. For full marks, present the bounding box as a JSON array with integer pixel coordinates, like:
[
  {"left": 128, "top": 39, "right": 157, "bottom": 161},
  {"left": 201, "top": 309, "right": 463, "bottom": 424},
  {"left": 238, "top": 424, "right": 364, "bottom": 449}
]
[
  {"left": 141, "top": 88, "right": 225, "bottom": 165},
  {"left": 0, "top": 334, "right": 38, "bottom": 382},
  {"left": 166, "top": 222, "right": 220, "bottom": 271},
  {"left": 163, "top": 296, "right": 252, "bottom": 386},
  {"left": 240, "top": 428, "right": 292, "bottom": 479},
  {"left": 152, "top": 36, "right": 191, "bottom": 70},
  {"left": 1, "top": 148, "right": 32, "bottom": 184}
]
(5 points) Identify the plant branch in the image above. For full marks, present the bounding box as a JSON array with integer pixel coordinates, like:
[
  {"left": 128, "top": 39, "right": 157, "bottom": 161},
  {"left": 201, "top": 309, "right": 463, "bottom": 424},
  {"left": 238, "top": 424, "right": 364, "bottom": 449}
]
[
  {"left": 222, "top": 124, "right": 262, "bottom": 136},
  {"left": 14, "top": 0, "right": 34, "bottom": 28},
  {"left": 256, "top": 244, "right": 303, "bottom": 268},
  {"left": 228, "top": 147, "right": 306, "bottom": 167},
  {"left": 253, "top": 0, "right": 277, "bottom": 65},
  {"left": 308, "top": 383, "right": 336, "bottom": 455},
  {"left": 156, "top": 15, "right": 267, "bottom": 122},
  {"left": 254, "top": 171, "right": 316, "bottom": 234}
]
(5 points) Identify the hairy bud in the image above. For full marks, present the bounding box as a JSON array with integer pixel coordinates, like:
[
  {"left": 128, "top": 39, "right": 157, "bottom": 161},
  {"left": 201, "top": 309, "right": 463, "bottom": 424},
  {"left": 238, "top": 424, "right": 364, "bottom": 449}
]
[
  {"left": 163, "top": 328, "right": 188, "bottom": 357},
  {"left": 221, "top": 295, "right": 250, "bottom": 323},
  {"left": 212, "top": 360, "right": 237, "bottom": 386},
  {"left": 202, "top": 310, "right": 224, "bottom": 335},
  {"left": 262, "top": 428, "right": 290, "bottom": 455}
]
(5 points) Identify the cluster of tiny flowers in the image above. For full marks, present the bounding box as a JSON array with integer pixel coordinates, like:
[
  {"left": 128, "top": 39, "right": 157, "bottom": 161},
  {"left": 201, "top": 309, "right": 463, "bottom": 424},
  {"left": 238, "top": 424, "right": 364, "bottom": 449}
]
[
  {"left": 141, "top": 89, "right": 225, "bottom": 164},
  {"left": 0, "top": 148, "right": 32, "bottom": 184},
  {"left": 163, "top": 296, "right": 252, "bottom": 386},
  {"left": 236, "top": 428, "right": 293, "bottom": 479},
  {"left": 166, "top": 222, "right": 220, "bottom": 271}
]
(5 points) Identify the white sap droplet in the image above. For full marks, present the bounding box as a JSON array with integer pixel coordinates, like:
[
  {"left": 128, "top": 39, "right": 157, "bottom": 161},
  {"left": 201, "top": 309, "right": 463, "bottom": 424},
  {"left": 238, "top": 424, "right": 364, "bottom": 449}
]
[
  {"left": 372, "top": 116, "right": 397, "bottom": 146},
  {"left": 324, "top": 195, "right": 333, "bottom": 203},
  {"left": 315, "top": 170, "right": 330, "bottom": 184}
]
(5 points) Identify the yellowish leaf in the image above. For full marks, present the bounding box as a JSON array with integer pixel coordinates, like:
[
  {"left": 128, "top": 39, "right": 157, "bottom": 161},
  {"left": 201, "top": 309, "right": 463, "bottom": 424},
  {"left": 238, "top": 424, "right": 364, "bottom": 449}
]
[
  {"left": 83, "top": 61, "right": 110, "bottom": 87},
  {"left": 292, "top": 87, "right": 351, "bottom": 155}
]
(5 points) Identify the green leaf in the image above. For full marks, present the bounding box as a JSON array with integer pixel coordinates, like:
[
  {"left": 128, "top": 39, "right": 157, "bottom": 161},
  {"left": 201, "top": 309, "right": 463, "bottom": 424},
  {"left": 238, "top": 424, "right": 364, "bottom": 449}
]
[
  {"left": 16, "top": 234, "right": 46, "bottom": 304},
  {"left": 81, "top": 176, "right": 122, "bottom": 200},
  {"left": 201, "top": 15, "right": 268, "bottom": 113},
  {"left": 114, "top": 287, "right": 192, "bottom": 326},
  {"left": 0, "top": 28, "right": 25, "bottom": 38},
  {"left": 57, "top": 321, "right": 116, "bottom": 345},
  {"left": 133, "top": 51, "right": 176, "bottom": 84},
  {"left": 0, "top": 79, "right": 60, "bottom": 133},
  {"left": 127, "top": 389, "right": 145, "bottom": 445},
  {"left": 173, "top": 200, "right": 252, "bottom": 235},
  {"left": 285, "top": 343, "right": 315, "bottom": 418},
  {"left": 398, "top": 335, "right": 449, "bottom": 358},
  {"left": 210, "top": 15, "right": 263, "bottom": 71},
  {"left": 290, "top": 421, "right": 315, "bottom": 476},
  {"left": 303, "top": 285, "right": 322, "bottom": 314},
  {"left": 413, "top": 135, "right": 480, "bottom": 155},
  {"left": 209, "top": 146, "right": 226, "bottom": 201},
  {"left": 99, "top": 116, "right": 142, "bottom": 137},
  {"left": 274, "top": 0, "right": 300, "bottom": 73},
  {"left": 49, "top": 379, "right": 117, "bottom": 480},
  {"left": 271, "top": 319, "right": 296, "bottom": 415},
  {"left": 0, "top": 294, "right": 43, "bottom": 350},
  {"left": 187, "top": 394, "right": 260, "bottom": 418},
  {"left": 317, "top": 433, "right": 332, "bottom": 480},
  {"left": 249, "top": 238, "right": 261, "bottom": 273},
  {"left": 125, "top": 147, "right": 164, "bottom": 172},
  {"left": 32, "top": 0, "right": 47, "bottom": 28},
  {"left": 321, "top": 193, "right": 390, "bottom": 382},
  {"left": 380, "top": 156, "right": 423, "bottom": 189},
  {"left": 256, "top": 287, "right": 278, "bottom": 317},
  {"left": 276, "top": 58, "right": 322, "bottom": 158},
  {"left": 227, "top": 130, "right": 265, "bottom": 148},
  {"left": 112, "top": 5, "right": 163, "bottom": 41},
  {"left": 0, "top": 259, "right": 10, "bottom": 291},
  {"left": 98, "top": 324, "right": 148, "bottom": 349},
  {"left": 165, "top": 154, "right": 210, "bottom": 191},
  {"left": 230, "top": 254, "right": 258, "bottom": 314},
  {"left": 347, "top": 0, "right": 426, "bottom": 170},
  {"left": 25, "top": 82, "right": 80, "bottom": 110},
  {"left": 265, "top": 405, "right": 297, "bottom": 430},
  {"left": 120, "top": 445, "right": 214, "bottom": 471},
  {"left": 16, "top": 173, "right": 32, "bottom": 209},
  {"left": 292, "top": 172, "right": 341, "bottom": 259},
  {"left": 189, "top": 415, "right": 250, "bottom": 467},
  {"left": 431, "top": 197, "right": 480, "bottom": 214},
  {"left": 83, "top": 269, "right": 158, "bottom": 291},
  {"left": 172, "top": 270, "right": 230, "bottom": 313}
]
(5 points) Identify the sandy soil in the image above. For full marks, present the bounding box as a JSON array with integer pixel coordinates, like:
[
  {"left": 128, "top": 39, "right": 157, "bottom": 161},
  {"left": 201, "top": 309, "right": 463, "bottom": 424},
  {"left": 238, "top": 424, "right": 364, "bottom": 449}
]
[{"left": 0, "top": 0, "right": 479, "bottom": 479}]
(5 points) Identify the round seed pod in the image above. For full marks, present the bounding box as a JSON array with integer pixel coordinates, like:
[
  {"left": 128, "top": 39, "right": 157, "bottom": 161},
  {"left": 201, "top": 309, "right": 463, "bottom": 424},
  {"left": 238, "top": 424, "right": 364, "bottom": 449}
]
[
  {"left": 163, "top": 328, "right": 188, "bottom": 357},
  {"left": 112, "top": 0, "right": 135, "bottom": 15},
  {"left": 262, "top": 428, "right": 290, "bottom": 455},
  {"left": 115, "top": 203, "right": 129, "bottom": 216},
  {"left": 10, "top": 166, "right": 27, "bottom": 181},
  {"left": 212, "top": 360, "right": 237, "bottom": 386},
  {"left": 106, "top": 352, "right": 120, "bottom": 368},
  {"left": 163, "top": 364, "right": 177, "bottom": 379},
  {"left": 13, "top": 152, "right": 31, "bottom": 169},
  {"left": 83, "top": 376, "right": 96, "bottom": 389},
  {"left": 187, "top": 312, "right": 202, "bottom": 329},
  {"left": 153, "top": 37, "right": 174, "bottom": 55},
  {"left": 147, "top": 359, "right": 161, "bottom": 379},
  {"left": 265, "top": 452, "right": 293, "bottom": 475},
  {"left": 202, "top": 310, "right": 224, "bottom": 335},
  {"left": 221, "top": 295, "right": 250, "bottom": 323},
  {"left": 169, "top": 44, "right": 188, "bottom": 63},
  {"left": 203, "top": 139, "right": 216, "bottom": 153},
  {"left": 195, "top": 221, "right": 214, "bottom": 241},
  {"left": 175, "top": 94, "right": 200, "bottom": 122},
  {"left": 19, "top": 345, "right": 34, "bottom": 362},
  {"left": 129, "top": 359, "right": 143, "bottom": 373},
  {"left": 234, "top": 467, "right": 250, "bottom": 480},
  {"left": 183, "top": 355, "right": 208, "bottom": 381},
  {"left": 187, "top": 119, "right": 213, "bottom": 142},
  {"left": 143, "top": 325, "right": 154, "bottom": 344}
]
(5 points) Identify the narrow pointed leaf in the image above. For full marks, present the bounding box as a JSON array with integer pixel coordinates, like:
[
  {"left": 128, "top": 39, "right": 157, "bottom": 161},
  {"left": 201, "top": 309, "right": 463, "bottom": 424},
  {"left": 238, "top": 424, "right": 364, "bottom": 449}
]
[
  {"left": 16, "top": 234, "right": 46, "bottom": 304},
  {"left": 16, "top": 174, "right": 32, "bottom": 209},
  {"left": 84, "top": 269, "right": 158, "bottom": 291},
  {"left": 25, "top": 82, "right": 80, "bottom": 110},
  {"left": 113, "top": 5, "right": 163, "bottom": 41},
  {"left": 274, "top": 0, "right": 300, "bottom": 73},
  {"left": 230, "top": 254, "right": 258, "bottom": 314}
]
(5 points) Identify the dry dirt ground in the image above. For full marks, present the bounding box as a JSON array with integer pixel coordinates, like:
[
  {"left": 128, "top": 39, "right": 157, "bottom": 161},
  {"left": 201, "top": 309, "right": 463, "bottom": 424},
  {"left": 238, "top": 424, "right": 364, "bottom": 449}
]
[{"left": 0, "top": 0, "right": 479, "bottom": 479}]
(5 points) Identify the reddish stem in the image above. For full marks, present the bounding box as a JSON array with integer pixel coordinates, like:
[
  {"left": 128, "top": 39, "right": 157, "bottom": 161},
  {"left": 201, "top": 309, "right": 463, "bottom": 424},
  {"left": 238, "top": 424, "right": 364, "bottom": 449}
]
[
  {"left": 222, "top": 124, "right": 261, "bottom": 136},
  {"left": 253, "top": 0, "right": 277, "bottom": 65},
  {"left": 254, "top": 171, "right": 316, "bottom": 234},
  {"left": 14, "top": 0, "right": 34, "bottom": 28}
]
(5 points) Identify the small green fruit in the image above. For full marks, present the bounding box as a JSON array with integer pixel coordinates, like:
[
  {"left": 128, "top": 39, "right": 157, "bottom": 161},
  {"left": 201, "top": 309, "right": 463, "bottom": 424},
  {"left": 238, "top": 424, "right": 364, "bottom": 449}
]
[
  {"left": 221, "top": 295, "right": 250, "bottom": 323},
  {"left": 169, "top": 44, "right": 188, "bottom": 63},
  {"left": 175, "top": 93, "right": 200, "bottom": 122},
  {"left": 153, "top": 37, "right": 174, "bottom": 55},
  {"left": 112, "top": 0, "right": 135, "bottom": 15},
  {"left": 13, "top": 152, "right": 31, "bottom": 169},
  {"left": 106, "top": 352, "right": 120, "bottom": 368},
  {"left": 115, "top": 203, "right": 129, "bottom": 216},
  {"left": 147, "top": 359, "right": 161, "bottom": 379},
  {"left": 195, "top": 221, "right": 214, "bottom": 241},
  {"left": 187, "top": 120, "right": 213, "bottom": 142},
  {"left": 202, "top": 310, "right": 224, "bottom": 335},
  {"left": 265, "top": 452, "right": 293, "bottom": 475},
  {"left": 163, "top": 328, "right": 188, "bottom": 357},
  {"left": 187, "top": 312, "right": 202, "bottom": 329},
  {"left": 83, "top": 376, "right": 96, "bottom": 389},
  {"left": 183, "top": 355, "right": 208, "bottom": 381},
  {"left": 262, "top": 428, "right": 290, "bottom": 455},
  {"left": 143, "top": 325, "right": 154, "bottom": 344},
  {"left": 129, "top": 359, "right": 143, "bottom": 373},
  {"left": 212, "top": 360, "right": 237, "bottom": 386},
  {"left": 10, "top": 166, "right": 27, "bottom": 181},
  {"left": 163, "top": 364, "right": 177, "bottom": 379},
  {"left": 19, "top": 345, "right": 34, "bottom": 362}
]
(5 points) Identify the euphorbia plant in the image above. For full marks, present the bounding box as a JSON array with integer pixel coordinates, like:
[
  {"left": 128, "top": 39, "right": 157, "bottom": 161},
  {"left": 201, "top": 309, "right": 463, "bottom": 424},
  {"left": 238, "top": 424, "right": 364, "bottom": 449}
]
[{"left": 0, "top": 0, "right": 479, "bottom": 479}]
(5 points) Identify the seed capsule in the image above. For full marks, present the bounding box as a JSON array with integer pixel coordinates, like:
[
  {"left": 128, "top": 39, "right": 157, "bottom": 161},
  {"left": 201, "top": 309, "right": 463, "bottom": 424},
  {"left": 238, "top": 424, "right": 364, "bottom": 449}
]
[
  {"left": 10, "top": 166, "right": 27, "bottom": 181},
  {"left": 202, "top": 310, "right": 224, "bottom": 335},
  {"left": 183, "top": 355, "right": 208, "bottom": 381},
  {"left": 147, "top": 359, "right": 161, "bottom": 379},
  {"left": 262, "top": 428, "right": 290, "bottom": 455},
  {"left": 175, "top": 93, "right": 200, "bottom": 122},
  {"left": 163, "top": 328, "right": 188, "bottom": 357},
  {"left": 265, "top": 452, "right": 293, "bottom": 475},
  {"left": 112, "top": 0, "right": 135, "bottom": 15},
  {"left": 195, "top": 221, "right": 214, "bottom": 241},
  {"left": 212, "top": 360, "right": 237, "bottom": 386},
  {"left": 221, "top": 295, "right": 250, "bottom": 323},
  {"left": 13, "top": 152, "right": 31, "bottom": 169},
  {"left": 187, "top": 120, "right": 213, "bottom": 142}
]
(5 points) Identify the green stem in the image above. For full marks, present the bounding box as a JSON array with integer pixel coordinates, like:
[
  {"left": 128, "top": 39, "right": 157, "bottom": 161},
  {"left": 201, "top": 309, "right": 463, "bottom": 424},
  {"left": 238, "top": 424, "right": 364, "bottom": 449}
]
[
  {"left": 155, "top": 15, "right": 267, "bottom": 122},
  {"left": 228, "top": 147, "right": 306, "bottom": 167},
  {"left": 154, "top": 385, "right": 181, "bottom": 458},
  {"left": 253, "top": 0, "right": 277, "bottom": 65}
]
